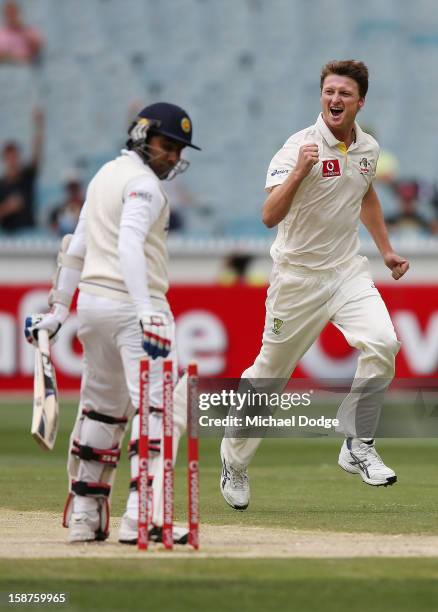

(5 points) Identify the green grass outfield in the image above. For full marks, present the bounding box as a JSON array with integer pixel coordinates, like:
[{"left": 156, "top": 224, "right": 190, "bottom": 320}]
[
  {"left": 1, "top": 558, "right": 438, "bottom": 612},
  {"left": 1, "top": 400, "right": 438, "bottom": 611}
]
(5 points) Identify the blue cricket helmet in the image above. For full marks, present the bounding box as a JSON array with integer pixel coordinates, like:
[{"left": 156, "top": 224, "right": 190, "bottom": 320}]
[{"left": 136, "top": 102, "right": 201, "bottom": 150}]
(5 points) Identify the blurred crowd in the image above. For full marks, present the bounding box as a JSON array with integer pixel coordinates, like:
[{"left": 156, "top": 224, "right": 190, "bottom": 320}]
[
  {"left": 0, "top": 1, "right": 438, "bottom": 241},
  {"left": 0, "top": 107, "right": 43, "bottom": 233},
  {"left": 0, "top": 0, "right": 43, "bottom": 64},
  {"left": 372, "top": 132, "right": 438, "bottom": 238}
]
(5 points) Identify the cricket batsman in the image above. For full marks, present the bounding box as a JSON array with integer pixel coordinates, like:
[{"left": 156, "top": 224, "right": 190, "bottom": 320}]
[
  {"left": 25, "top": 102, "right": 201, "bottom": 543},
  {"left": 220, "top": 60, "right": 409, "bottom": 511}
]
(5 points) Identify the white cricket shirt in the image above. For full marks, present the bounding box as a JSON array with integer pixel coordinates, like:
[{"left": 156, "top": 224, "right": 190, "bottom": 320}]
[
  {"left": 265, "top": 114, "right": 379, "bottom": 270},
  {"left": 79, "top": 150, "right": 169, "bottom": 308}
]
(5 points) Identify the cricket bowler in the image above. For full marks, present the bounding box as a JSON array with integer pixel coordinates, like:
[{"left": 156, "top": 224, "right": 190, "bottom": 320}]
[
  {"left": 220, "top": 60, "right": 409, "bottom": 511},
  {"left": 25, "top": 102, "right": 201, "bottom": 543}
]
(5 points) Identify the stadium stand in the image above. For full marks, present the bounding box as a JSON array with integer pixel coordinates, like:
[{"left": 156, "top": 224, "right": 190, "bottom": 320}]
[{"left": 0, "top": 0, "right": 437, "bottom": 239}]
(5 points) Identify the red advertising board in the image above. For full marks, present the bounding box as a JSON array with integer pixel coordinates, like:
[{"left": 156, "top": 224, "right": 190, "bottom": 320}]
[{"left": 1, "top": 284, "right": 438, "bottom": 391}]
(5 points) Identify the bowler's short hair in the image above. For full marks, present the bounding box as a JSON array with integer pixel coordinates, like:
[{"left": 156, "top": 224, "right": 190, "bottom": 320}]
[{"left": 320, "top": 60, "right": 369, "bottom": 98}]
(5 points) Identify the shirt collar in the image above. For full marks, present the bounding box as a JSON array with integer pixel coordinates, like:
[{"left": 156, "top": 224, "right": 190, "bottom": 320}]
[
  {"left": 315, "top": 113, "right": 363, "bottom": 150},
  {"left": 121, "top": 148, "right": 147, "bottom": 167}
]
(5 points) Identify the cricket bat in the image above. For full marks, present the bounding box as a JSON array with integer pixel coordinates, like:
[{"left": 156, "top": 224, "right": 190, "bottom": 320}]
[{"left": 31, "top": 329, "right": 59, "bottom": 451}]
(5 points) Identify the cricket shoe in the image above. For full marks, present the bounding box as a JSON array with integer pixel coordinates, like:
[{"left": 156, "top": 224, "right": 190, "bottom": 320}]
[
  {"left": 148, "top": 525, "right": 189, "bottom": 545},
  {"left": 118, "top": 513, "right": 189, "bottom": 545},
  {"left": 64, "top": 494, "right": 109, "bottom": 543},
  {"left": 220, "top": 442, "right": 250, "bottom": 510},
  {"left": 338, "top": 438, "right": 397, "bottom": 487},
  {"left": 68, "top": 510, "right": 108, "bottom": 543}
]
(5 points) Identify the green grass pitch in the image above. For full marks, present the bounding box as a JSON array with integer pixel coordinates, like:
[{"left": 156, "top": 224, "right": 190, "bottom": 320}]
[{"left": 1, "top": 400, "right": 438, "bottom": 611}]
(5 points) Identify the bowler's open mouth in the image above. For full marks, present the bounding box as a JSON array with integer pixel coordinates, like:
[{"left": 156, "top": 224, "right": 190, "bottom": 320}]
[{"left": 330, "top": 107, "right": 344, "bottom": 118}]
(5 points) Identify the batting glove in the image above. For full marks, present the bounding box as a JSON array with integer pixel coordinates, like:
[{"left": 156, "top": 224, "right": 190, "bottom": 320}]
[
  {"left": 24, "top": 313, "right": 63, "bottom": 347},
  {"left": 139, "top": 312, "right": 171, "bottom": 360}
]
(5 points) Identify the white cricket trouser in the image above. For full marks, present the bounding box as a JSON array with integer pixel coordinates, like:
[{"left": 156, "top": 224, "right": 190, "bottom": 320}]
[
  {"left": 69, "top": 292, "right": 187, "bottom": 525},
  {"left": 222, "top": 255, "right": 400, "bottom": 468}
]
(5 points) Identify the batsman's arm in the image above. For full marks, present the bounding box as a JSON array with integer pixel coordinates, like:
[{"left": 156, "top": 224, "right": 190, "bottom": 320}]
[
  {"left": 48, "top": 201, "right": 87, "bottom": 316},
  {"left": 118, "top": 178, "right": 165, "bottom": 315},
  {"left": 360, "top": 184, "right": 409, "bottom": 280},
  {"left": 118, "top": 178, "right": 172, "bottom": 359},
  {"left": 25, "top": 203, "right": 87, "bottom": 346}
]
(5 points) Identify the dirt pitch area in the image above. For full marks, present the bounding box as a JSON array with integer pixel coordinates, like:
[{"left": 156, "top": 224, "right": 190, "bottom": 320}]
[{"left": 1, "top": 509, "right": 438, "bottom": 559}]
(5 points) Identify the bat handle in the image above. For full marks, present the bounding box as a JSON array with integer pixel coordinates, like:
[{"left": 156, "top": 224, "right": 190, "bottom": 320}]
[{"left": 38, "top": 328, "right": 50, "bottom": 354}]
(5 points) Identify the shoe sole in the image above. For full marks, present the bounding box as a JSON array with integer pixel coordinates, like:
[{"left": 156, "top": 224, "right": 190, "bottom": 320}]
[
  {"left": 119, "top": 529, "right": 189, "bottom": 546},
  {"left": 69, "top": 529, "right": 108, "bottom": 543},
  {"left": 69, "top": 535, "right": 103, "bottom": 543},
  {"left": 69, "top": 537, "right": 97, "bottom": 543},
  {"left": 222, "top": 496, "right": 249, "bottom": 511},
  {"left": 151, "top": 535, "right": 189, "bottom": 545},
  {"left": 119, "top": 537, "right": 189, "bottom": 545},
  {"left": 119, "top": 538, "right": 137, "bottom": 545},
  {"left": 338, "top": 462, "right": 397, "bottom": 487}
]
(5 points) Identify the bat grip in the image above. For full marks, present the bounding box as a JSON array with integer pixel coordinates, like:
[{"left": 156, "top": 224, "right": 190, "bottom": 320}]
[{"left": 38, "top": 328, "right": 50, "bottom": 354}]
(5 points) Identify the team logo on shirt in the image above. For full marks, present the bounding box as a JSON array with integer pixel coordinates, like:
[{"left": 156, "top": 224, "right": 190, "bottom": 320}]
[
  {"left": 359, "top": 157, "right": 371, "bottom": 174},
  {"left": 322, "top": 159, "right": 341, "bottom": 177},
  {"left": 272, "top": 318, "right": 284, "bottom": 335}
]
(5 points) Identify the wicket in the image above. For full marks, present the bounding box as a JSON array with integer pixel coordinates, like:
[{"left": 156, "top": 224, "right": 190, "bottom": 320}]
[{"left": 138, "top": 358, "right": 199, "bottom": 551}]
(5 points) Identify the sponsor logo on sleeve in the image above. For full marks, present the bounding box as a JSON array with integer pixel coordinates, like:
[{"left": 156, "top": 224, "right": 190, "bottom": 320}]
[
  {"left": 270, "top": 168, "right": 289, "bottom": 177},
  {"left": 128, "top": 191, "right": 153, "bottom": 202},
  {"left": 322, "top": 159, "right": 341, "bottom": 177}
]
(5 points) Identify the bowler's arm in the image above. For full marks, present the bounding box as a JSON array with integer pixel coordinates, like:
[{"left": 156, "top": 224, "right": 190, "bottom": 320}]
[
  {"left": 262, "top": 144, "right": 319, "bottom": 228},
  {"left": 360, "top": 184, "right": 409, "bottom": 280},
  {"left": 262, "top": 174, "right": 305, "bottom": 228}
]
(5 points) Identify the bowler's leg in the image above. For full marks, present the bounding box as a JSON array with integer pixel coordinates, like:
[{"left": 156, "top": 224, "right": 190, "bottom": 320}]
[
  {"left": 221, "top": 270, "right": 330, "bottom": 508},
  {"left": 333, "top": 287, "right": 400, "bottom": 486}
]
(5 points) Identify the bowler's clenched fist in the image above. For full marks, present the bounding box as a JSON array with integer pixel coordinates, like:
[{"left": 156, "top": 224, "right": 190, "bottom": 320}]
[
  {"left": 383, "top": 252, "right": 410, "bottom": 281},
  {"left": 295, "top": 143, "right": 319, "bottom": 179}
]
